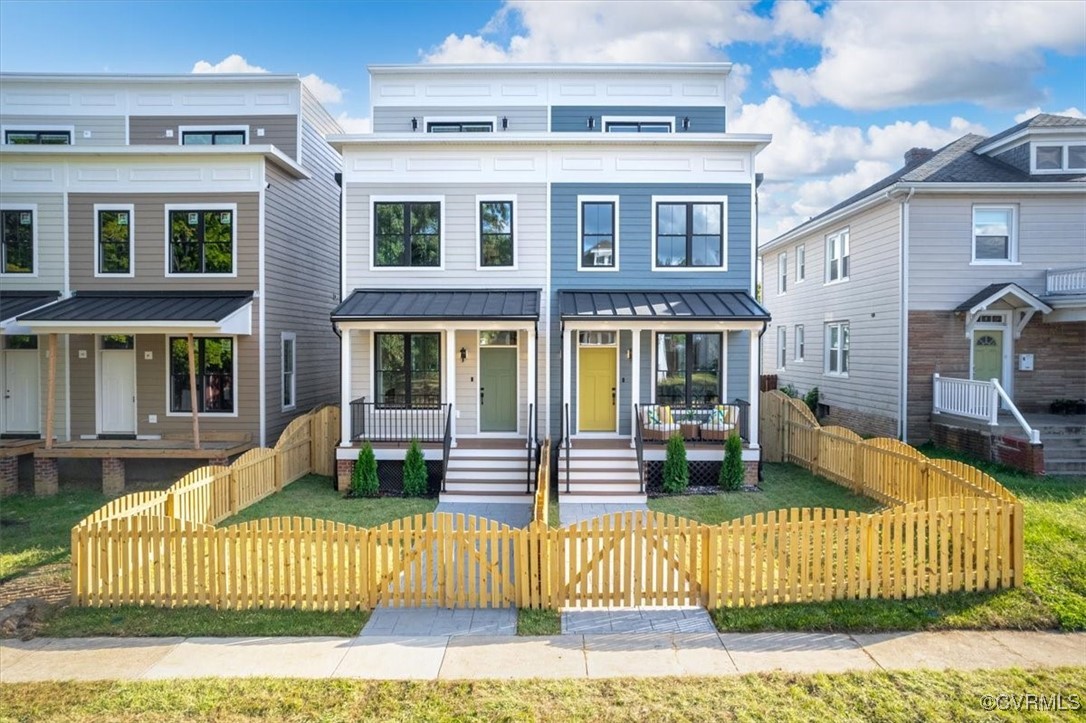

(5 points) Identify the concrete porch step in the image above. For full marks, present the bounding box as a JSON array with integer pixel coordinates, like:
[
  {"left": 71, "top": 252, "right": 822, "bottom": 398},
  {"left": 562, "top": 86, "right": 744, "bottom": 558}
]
[
  {"left": 1045, "top": 459, "right": 1086, "bottom": 475},
  {"left": 558, "top": 493, "right": 648, "bottom": 504},
  {"left": 438, "top": 491, "right": 533, "bottom": 504}
]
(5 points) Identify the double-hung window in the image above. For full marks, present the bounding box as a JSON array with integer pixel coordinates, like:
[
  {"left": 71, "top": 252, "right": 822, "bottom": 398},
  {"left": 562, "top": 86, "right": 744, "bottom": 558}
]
[
  {"left": 579, "top": 199, "right": 617, "bottom": 269},
  {"left": 1, "top": 208, "right": 34, "bottom": 274},
  {"left": 826, "top": 229, "right": 849, "bottom": 282},
  {"left": 796, "top": 244, "right": 806, "bottom": 281},
  {"left": 169, "top": 337, "right": 235, "bottom": 414},
  {"left": 654, "top": 200, "right": 725, "bottom": 269},
  {"left": 778, "top": 252, "right": 788, "bottom": 294},
  {"left": 96, "top": 205, "right": 133, "bottom": 275},
  {"left": 281, "top": 333, "right": 296, "bottom": 411},
  {"left": 375, "top": 332, "right": 440, "bottom": 408},
  {"left": 795, "top": 325, "right": 805, "bottom": 362},
  {"left": 374, "top": 201, "right": 441, "bottom": 267},
  {"left": 4, "top": 129, "right": 71, "bottom": 145},
  {"left": 825, "top": 322, "right": 850, "bottom": 376},
  {"left": 777, "top": 327, "right": 787, "bottom": 369},
  {"left": 168, "top": 207, "right": 234, "bottom": 274},
  {"left": 479, "top": 199, "right": 514, "bottom": 267},
  {"left": 972, "top": 206, "right": 1017, "bottom": 263},
  {"left": 655, "top": 332, "right": 722, "bottom": 406}
]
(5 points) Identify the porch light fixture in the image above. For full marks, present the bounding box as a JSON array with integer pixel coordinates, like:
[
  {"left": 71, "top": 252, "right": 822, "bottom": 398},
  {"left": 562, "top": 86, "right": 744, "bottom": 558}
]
[
  {"left": 501, "top": 116, "right": 508, "bottom": 130},
  {"left": 626, "top": 348, "right": 633, "bottom": 360},
  {"left": 587, "top": 116, "right": 595, "bottom": 130},
  {"left": 460, "top": 347, "right": 468, "bottom": 363},
  {"left": 682, "top": 116, "right": 690, "bottom": 131},
  {"left": 411, "top": 117, "right": 418, "bottom": 132}
]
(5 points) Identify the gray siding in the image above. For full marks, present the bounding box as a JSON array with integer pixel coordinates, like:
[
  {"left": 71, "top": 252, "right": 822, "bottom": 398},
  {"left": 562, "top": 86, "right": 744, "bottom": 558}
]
[
  {"left": 0, "top": 114, "right": 126, "bottom": 146},
  {"left": 67, "top": 193, "right": 259, "bottom": 292},
  {"left": 0, "top": 192, "right": 65, "bottom": 292},
  {"left": 373, "top": 106, "right": 548, "bottom": 133},
  {"left": 128, "top": 115, "right": 298, "bottom": 160},
  {"left": 262, "top": 113, "right": 343, "bottom": 442},
  {"left": 551, "top": 106, "right": 725, "bottom": 133},
  {"left": 760, "top": 199, "right": 903, "bottom": 422},
  {"left": 908, "top": 193, "right": 1086, "bottom": 309}
]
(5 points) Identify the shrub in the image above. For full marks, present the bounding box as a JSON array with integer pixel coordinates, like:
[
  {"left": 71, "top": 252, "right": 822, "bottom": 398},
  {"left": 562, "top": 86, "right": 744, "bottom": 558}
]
[
  {"left": 662, "top": 434, "right": 689, "bottom": 494},
  {"left": 402, "top": 439, "right": 429, "bottom": 497},
  {"left": 719, "top": 433, "right": 745, "bottom": 491},
  {"left": 779, "top": 383, "right": 799, "bottom": 398},
  {"left": 804, "top": 386, "right": 820, "bottom": 414},
  {"left": 350, "top": 442, "right": 379, "bottom": 498}
]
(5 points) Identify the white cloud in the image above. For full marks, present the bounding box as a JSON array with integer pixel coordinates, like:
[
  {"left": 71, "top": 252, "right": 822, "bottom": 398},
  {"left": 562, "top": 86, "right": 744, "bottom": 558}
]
[
  {"left": 335, "top": 113, "right": 371, "bottom": 134},
  {"left": 1014, "top": 106, "right": 1086, "bottom": 123},
  {"left": 423, "top": 0, "right": 772, "bottom": 63},
  {"left": 191, "top": 54, "right": 267, "bottom": 74},
  {"left": 771, "top": 1, "right": 1086, "bottom": 110},
  {"left": 301, "top": 73, "right": 343, "bottom": 104}
]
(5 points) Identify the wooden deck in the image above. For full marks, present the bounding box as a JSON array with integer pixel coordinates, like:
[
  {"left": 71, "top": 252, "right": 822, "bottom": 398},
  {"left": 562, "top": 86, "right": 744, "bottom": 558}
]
[
  {"left": 35, "top": 437, "right": 252, "bottom": 460},
  {"left": 0, "top": 438, "right": 43, "bottom": 459}
]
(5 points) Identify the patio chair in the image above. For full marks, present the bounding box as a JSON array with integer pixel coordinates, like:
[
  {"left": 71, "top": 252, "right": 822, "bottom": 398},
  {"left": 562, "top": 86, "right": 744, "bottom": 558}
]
[
  {"left": 641, "top": 405, "right": 681, "bottom": 441},
  {"left": 699, "top": 404, "right": 738, "bottom": 441}
]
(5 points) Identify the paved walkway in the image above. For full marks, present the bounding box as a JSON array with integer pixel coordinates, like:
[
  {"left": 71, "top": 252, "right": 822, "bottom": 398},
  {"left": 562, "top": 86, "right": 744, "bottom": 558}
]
[
  {"left": 563, "top": 607, "right": 715, "bottom": 634},
  {"left": 2, "top": 631, "right": 1082, "bottom": 681},
  {"left": 435, "top": 502, "right": 532, "bottom": 528},
  {"left": 361, "top": 607, "right": 516, "bottom": 637}
]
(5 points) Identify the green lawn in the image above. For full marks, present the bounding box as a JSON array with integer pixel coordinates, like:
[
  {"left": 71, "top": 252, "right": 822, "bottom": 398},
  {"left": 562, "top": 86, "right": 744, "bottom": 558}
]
[
  {"left": 42, "top": 605, "right": 366, "bottom": 638},
  {"left": 517, "top": 607, "right": 561, "bottom": 635},
  {"left": 648, "top": 462, "right": 881, "bottom": 523},
  {"left": 0, "top": 488, "right": 112, "bottom": 581},
  {"left": 223, "top": 474, "right": 437, "bottom": 527},
  {"left": 3, "top": 668, "right": 1083, "bottom": 722}
]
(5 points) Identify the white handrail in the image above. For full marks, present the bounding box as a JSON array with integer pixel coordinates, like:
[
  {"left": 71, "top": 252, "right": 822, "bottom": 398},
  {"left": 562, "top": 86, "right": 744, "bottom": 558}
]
[
  {"left": 991, "top": 378, "right": 1041, "bottom": 444},
  {"left": 932, "top": 374, "right": 1040, "bottom": 444}
]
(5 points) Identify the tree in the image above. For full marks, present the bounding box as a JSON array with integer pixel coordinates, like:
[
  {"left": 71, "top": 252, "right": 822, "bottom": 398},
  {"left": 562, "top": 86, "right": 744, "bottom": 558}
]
[
  {"left": 351, "top": 442, "right": 379, "bottom": 498},
  {"left": 662, "top": 434, "right": 689, "bottom": 494},
  {"left": 402, "top": 439, "right": 428, "bottom": 497},
  {"left": 719, "top": 433, "right": 744, "bottom": 491}
]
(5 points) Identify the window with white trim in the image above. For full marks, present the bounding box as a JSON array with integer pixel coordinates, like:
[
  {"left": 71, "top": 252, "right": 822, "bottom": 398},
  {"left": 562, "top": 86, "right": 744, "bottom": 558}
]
[
  {"left": 281, "top": 333, "right": 296, "bottom": 411},
  {"left": 1, "top": 208, "right": 34, "bottom": 274},
  {"left": 96, "top": 206, "right": 132, "bottom": 275},
  {"left": 182, "top": 129, "right": 245, "bottom": 145},
  {"left": 4, "top": 129, "right": 70, "bottom": 145},
  {"left": 579, "top": 199, "right": 617, "bottom": 269},
  {"left": 374, "top": 201, "right": 441, "bottom": 267},
  {"left": 972, "top": 205, "right": 1017, "bottom": 262},
  {"left": 777, "top": 252, "right": 788, "bottom": 294},
  {"left": 168, "top": 208, "right": 234, "bottom": 275},
  {"left": 777, "top": 326, "right": 787, "bottom": 369},
  {"left": 825, "top": 322, "right": 849, "bottom": 376},
  {"left": 655, "top": 201, "right": 724, "bottom": 268},
  {"left": 795, "top": 325, "right": 805, "bottom": 361},
  {"left": 796, "top": 244, "right": 806, "bottom": 282},
  {"left": 826, "top": 229, "right": 849, "bottom": 282},
  {"left": 479, "top": 200, "right": 514, "bottom": 267},
  {"left": 1033, "top": 142, "right": 1086, "bottom": 173}
]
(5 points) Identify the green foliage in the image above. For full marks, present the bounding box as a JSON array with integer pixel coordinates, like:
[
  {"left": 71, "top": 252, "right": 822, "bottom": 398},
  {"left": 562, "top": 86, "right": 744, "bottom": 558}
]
[
  {"left": 350, "top": 442, "right": 379, "bottom": 498},
  {"left": 402, "top": 439, "right": 429, "bottom": 497},
  {"left": 779, "top": 383, "right": 799, "bottom": 398},
  {"left": 662, "top": 434, "right": 689, "bottom": 494},
  {"left": 719, "top": 433, "right": 745, "bottom": 491},
  {"left": 804, "top": 386, "right": 820, "bottom": 414}
]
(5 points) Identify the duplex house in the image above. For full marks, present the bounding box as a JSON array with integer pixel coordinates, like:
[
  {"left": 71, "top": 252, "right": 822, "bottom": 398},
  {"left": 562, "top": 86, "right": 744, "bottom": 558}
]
[
  {"left": 760, "top": 115, "right": 1086, "bottom": 474},
  {"left": 0, "top": 73, "right": 342, "bottom": 494},
  {"left": 330, "top": 64, "right": 770, "bottom": 502}
]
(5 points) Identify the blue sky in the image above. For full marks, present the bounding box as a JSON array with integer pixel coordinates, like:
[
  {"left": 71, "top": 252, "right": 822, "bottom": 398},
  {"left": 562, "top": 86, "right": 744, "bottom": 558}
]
[{"left": 2, "top": 0, "right": 1084, "bottom": 237}]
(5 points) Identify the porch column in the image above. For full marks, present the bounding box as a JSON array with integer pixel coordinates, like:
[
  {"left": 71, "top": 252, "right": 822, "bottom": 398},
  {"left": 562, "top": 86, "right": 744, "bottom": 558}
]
[
  {"left": 526, "top": 325, "right": 537, "bottom": 444},
  {"left": 44, "top": 333, "right": 57, "bottom": 449},
  {"left": 445, "top": 329, "right": 457, "bottom": 447},
  {"left": 748, "top": 329, "right": 760, "bottom": 449},
  {"left": 562, "top": 327, "right": 572, "bottom": 436},
  {"left": 630, "top": 329, "right": 641, "bottom": 448},
  {"left": 339, "top": 327, "right": 352, "bottom": 446},
  {"left": 186, "top": 333, "right": 200, "bottom": 450}
]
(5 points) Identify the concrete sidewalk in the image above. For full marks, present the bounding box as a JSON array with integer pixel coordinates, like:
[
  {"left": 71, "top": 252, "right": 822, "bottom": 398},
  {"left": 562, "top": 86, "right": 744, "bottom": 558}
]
[{"left": 2, "top": 630, "right": 1083, "bottom": 682}]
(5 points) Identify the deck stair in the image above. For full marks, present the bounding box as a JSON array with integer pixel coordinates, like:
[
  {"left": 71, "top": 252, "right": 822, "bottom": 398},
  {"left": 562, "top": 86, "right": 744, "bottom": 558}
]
[
  {"left": 440, "top": 440, "right": 533, "bottom": 502},
  {"left": 557, "top": 440, "right": 646, "bottom": 504}
]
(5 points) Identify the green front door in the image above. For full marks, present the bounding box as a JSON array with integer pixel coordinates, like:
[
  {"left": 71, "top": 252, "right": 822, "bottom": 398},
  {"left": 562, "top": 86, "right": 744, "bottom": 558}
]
[
  {"left": 973, "top": 330, "right": 1004, "bottom": 385},
  {"left": 480, "top": 347, "right": 517, "bottom": 432}
]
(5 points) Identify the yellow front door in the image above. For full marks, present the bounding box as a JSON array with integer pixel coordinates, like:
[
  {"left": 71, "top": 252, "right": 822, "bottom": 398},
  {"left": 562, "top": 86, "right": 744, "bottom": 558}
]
[{"left": 578, "top": 346, "right": 616, "bottom": 431}]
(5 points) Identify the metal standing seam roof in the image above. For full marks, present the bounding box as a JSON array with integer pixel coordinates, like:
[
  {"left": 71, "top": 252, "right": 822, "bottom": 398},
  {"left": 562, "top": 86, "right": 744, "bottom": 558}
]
[
  {"left": 332, "top": 289, "right": 541, "bottom": 321},
  {"left": 558, "top": 290, "right": 770, "bottom": 321},
  {"left": 1, "top": 291, "right": 60, "bottom": 321},
  {"left": 17, "top": 291, "right": 254, "bottom": 322}
]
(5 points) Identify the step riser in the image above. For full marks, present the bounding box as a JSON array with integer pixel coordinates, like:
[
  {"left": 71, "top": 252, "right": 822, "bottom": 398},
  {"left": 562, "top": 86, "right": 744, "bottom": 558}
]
[
  {"left": 444, "top": 483, "right": 530, "bottom": 493},
  {"left": 557, "top": 460, "right": 639, "bottom": 470},
  {"left": 446, "top": 473, "right": 530, "bottom": 483},
  {"left": 447, "top": 463, "right": 530, "bottom": 473},
  {"left": 561, "top": 485, "right": 642, "bottom": 493}
]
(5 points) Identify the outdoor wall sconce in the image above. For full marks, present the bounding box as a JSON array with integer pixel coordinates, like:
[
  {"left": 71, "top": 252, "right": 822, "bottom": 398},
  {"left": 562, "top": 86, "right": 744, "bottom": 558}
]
[
  {"left": 411, "top": 117, "right": 419, "bottom": 131},
  {"left": 501, "top": 116, "right": 509, "bottom": 130},
  {"left": 587, "top": 116, "right": 595, "bottom": 130},
  {"left": 625, "top": 348, "right": 633, "bottom": 360},
  {"left": 460, "top": 347, "right": 468, "bottom": 362},
  {"left": 682, "top": 116, "right": 691, "bottom": 131}
]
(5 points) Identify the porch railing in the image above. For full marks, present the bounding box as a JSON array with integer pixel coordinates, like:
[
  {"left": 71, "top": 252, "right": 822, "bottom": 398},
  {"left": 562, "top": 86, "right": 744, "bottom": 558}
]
[
  {"left": 441, "top": 404, "right": 454, "bottom": 494},
  {"left": 633, "top": 403, "right": 645, "bottom": 494},
  {"left": 637, "top": 402, "right": 750, "bottom": 443},
  {"left": 525, "top": 403, "right": 536, "bottom": 494},
  {"left": 932, "top": 374, "right": 1040, "bottom": 444},
  {"left": 350, "top": 397, "right": 449, "bottom": 443},
  {"left": 561, "top": 402, "right": 571, "bottom": 494},
  {"left": 1046, "top": 266, "right": 1086, "bottom": 295}
]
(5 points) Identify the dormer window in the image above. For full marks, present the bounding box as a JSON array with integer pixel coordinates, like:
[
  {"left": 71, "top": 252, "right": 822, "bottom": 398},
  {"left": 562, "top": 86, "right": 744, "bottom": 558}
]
[
  {"left": 180, "top": 127, "right": 247, "bottom": 145},
  {"left": 602, "top": 116, "right": 672, "bottom": 133},
  {"left": 1032, "top": 142, "right": 1086, "bottom": 173}
]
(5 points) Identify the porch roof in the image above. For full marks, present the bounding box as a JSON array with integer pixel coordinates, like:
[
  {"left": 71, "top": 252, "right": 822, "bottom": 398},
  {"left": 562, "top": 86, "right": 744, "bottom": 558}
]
[
  {"left": 16, "top": 291, "right": 254, "bottom": 334},
  {"left": 955, "top": 283, "right": 1053, "bottom": 315},
  {"left": 1, "top": 291, "right": 60, "bottom": 324},
  {"left": 558, "top": 290, "right": 769, "bottom": 321},
  {"left": 332, "top": 289, "right": 541, "bottom": 322}
]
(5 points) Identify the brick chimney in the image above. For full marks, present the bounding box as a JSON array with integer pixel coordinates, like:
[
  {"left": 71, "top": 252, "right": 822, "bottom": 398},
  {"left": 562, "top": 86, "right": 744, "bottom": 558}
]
[{"left": 904, "top": 147, "right": 935, "bottom": 167}]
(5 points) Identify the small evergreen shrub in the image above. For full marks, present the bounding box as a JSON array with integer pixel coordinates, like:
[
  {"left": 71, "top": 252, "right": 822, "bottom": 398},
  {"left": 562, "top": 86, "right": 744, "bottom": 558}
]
[
  {"left": 779, "top": 383, "right": 799, "bottom": 398},
  {"left": 804, "top": 386, "right": 820, "bottom": 415},
  {"left": 350, "top": 442, "right": 379, "bottom": 498},
  {"left": 662, "top": 434, "right": 689, "bottom": 494},
  {"left": 402, "top": 439, "right": 429, "bottom": 497},
  {"left": 719, "top": 433, "right": 744, "bottom": 491}
]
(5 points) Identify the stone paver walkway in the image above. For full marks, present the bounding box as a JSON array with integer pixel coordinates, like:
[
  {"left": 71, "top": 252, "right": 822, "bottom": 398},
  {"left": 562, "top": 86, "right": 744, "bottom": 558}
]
[
  {"left": 563, "top": 607, "right": 715, "bottom": 634},
  {"left": 3, "top": 631, "right": 1082, "bottom": 681},
  {"left": 435, "top": 502, "right": 532, "bottom": 528},
  {"left": 361, "top": 607, "right": 516, "bottom": 637},
  {"left": 558, "top": 502, "right": 648, "bottom": 526}
]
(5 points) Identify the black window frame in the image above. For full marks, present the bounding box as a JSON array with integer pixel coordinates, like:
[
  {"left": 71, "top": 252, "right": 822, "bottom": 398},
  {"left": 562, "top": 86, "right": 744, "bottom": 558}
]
[
  {"left": 373, "top": 201, "right": 441, "bottom": 268},
  {"left": 654, "top": 332, "right": 723, "bottom": 407},
  {"left": 4, "top": 129, "right": 71, "bottom": 145},
  {"left": 181, "top": 130, "right": 247, "bottom": 145},
  {"left": 374, "top": 332, "right": 441, "bottom": 409},
  {"left": 604, "top": 121, "right": 672, "bottom": 133},
  {"left": 654, "top": 201, "right": 724, "bottom": 268},
  {"left": 580, "top": 200, "right": 616, "bottom": 269},
  {"left": 169, "top": 336, "right": 235, "bottom": 414},
  {"left": 1, "top": 208, "right": 34, "bottom": 274},
  {"left": 168, "top": 209, "right": 235, "bottom": 275},
  {"left": 97, "top": 208, "right": 132, "bottom": 275},
  {"left": 479, "top": 200, "right": 514, "bottom": 267},
  {"left": 426, "top": 121, "right": 493, "bottom": 133}
]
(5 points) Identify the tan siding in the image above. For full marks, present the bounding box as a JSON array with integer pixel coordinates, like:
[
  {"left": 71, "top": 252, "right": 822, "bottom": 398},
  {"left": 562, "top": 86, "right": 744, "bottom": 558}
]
[
  {"left": 0, "top": 192, "right": 64, "bottom": 292},
  {"left": 908, "top": 193, "right": 1086, "bottom": 309},
  {"left": 128, "top": 115, "right": 298, "bottom": 160},
  {"left": 68, "top": 334, "right": 95, "bottom": 437},
  {"left": 67, "top": 193, "right": 258, "bottom": 291},
  {"left": 0, "top": 114, "right": 126, "bottom": 146},
  {"left": 760, "top": 199, "right": 902, "bottom": 420},
  {"left": 455, "top": 330, "right": 478, "bottom": 434}
]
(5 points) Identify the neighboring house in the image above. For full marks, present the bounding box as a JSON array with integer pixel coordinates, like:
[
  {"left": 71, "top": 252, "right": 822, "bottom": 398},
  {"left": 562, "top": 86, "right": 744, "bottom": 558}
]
[
  {"left": 760, "top": 114, "right": 1086, "bottom": 474},
  {"left": 331, "top": 63, "right": 770, "bottom": 502},
  {"left": 0, "top": 73, "right": 342, "bottom": 494}
]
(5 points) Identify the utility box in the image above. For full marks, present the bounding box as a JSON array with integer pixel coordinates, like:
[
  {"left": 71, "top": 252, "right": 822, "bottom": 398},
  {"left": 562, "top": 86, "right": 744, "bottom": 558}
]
[{"left": 1018, "top": 354, "right": 1034, "bottom": 371}]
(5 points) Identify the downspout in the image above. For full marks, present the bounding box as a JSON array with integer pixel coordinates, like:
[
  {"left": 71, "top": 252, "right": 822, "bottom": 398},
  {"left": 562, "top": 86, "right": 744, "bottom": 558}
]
[
  {"left": 897, "top": 187, "right": 915, "bottom": 442},
  {"left": 756, "top": 320, "right": 768, "bottom": 482}
]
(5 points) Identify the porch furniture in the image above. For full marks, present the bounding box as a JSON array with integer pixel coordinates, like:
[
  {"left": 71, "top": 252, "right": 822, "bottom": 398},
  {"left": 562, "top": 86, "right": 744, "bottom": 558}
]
[
  {"left": 640, "top": 405, "right": 680, "bottom": 441},
  {"left": 699, "top": 405, "right": 739, "bottom": 442}
]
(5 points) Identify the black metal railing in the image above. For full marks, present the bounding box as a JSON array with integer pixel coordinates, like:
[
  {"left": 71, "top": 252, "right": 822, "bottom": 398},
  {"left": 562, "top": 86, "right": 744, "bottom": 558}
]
[
  {"left": 636, "top": 401, "right": 750, "bottom": 443},
  {"left": 633, "top": 403, "right": 646, "bottom": 494},
  {"left": 350, "top": 396, "right": 449, "bottom": 443},
  {"left": 562, "top": 402, "right": 571, "bottom": 493},
  {"left": 525, "top": 403, "right": 536, "bottom": 494},
  {"left": 441, "top": 404, "right": 454, "bottom": 494}
]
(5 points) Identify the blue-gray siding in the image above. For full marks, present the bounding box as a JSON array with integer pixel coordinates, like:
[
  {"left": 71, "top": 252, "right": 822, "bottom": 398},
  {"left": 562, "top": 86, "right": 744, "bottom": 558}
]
[
  {"left": 372, "top": 106, "right": 548, "bottom": 133},
  {"left": 550, "top": 106, "right": 725, "bottom": 133}
]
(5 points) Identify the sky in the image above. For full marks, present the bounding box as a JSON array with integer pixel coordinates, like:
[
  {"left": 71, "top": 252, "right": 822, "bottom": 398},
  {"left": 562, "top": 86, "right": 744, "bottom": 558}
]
[{"left": 1, "top": 0, "right": 1084, "bottom": 240}]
